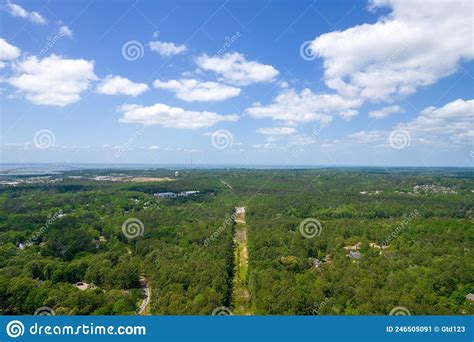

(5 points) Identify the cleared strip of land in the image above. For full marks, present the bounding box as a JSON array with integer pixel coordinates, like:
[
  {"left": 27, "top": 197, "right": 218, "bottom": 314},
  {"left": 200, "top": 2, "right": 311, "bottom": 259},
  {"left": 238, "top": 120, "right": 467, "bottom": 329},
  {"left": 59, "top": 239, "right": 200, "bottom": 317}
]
[
  {"left": 231, "top": 207, "right": 252, "bottom": 315},
  {"left": 138, "top": 276, "right": 151, "bottom": 315}
]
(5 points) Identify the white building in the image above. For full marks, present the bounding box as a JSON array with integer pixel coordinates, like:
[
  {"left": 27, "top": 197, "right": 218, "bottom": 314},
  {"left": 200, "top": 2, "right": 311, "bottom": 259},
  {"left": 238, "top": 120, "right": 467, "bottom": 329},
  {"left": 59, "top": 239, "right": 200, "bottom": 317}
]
[{"left": 155, "top": 192, "right": 176, "bottom": 198}]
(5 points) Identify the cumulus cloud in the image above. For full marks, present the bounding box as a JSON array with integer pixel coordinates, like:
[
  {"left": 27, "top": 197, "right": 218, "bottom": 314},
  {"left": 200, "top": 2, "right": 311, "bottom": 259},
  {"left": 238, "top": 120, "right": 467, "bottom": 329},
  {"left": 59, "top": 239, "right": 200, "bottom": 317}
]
[
  {"left": 118, "top": 103, "right": 239, "bottom": 129},
  {"left": 0, "top": 38, "right": 21, "bottom": 67},
  {"left": 59, "top": 25, "right": 73, "bottom": 38},
  {"left": 8, "top": 54, "right": 97, "bottom": 106},
  {"left": 97, "top": 75, "right": 148, "bottom": 96},
  {"left": 196, "top": 52, "right": 279, "bottom": 86},
  {"left": 348, "top": 130, "right": 385, "bottom": 144},
  {"left": 256, "top": 127, "right": 296, "bottom": 135},
  {"left": 339, "top": 109, "right": 359, "bottom": 121},
  {"left": 289, "top": 134, "right": 316, "bottom": 146},
  {"left": 369, "top": 105, "right": 403, "bottom": 119},
  {"left": 6, "top": 1, "right": 47, "bottom": 24},
  {"left": 397, "top": 98, "right": 473, "bottom": 145},
  {"left": 348, "top": 98, "right": 473, "bottom": 147},
  {"left": 149, "top": 39, "right": 187, "bottom": 56},
  {"left": 246, "top": 88, "right": 361, "bottom": 125},
  {"left": 153, "top": 78, "right": 240, "bottom": 102},
  {"left": 311, "top": 0, "right": 474, "bottom": 103}
]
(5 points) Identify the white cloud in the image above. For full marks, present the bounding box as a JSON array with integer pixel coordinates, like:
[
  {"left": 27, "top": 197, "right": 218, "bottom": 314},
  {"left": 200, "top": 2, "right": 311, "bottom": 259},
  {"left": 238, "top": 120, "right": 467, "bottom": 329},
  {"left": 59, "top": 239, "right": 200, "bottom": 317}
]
[
  {"left": 253, "top": 142, "right": 276, "bottom": 150},
  {"left": 59, "top": 25, "right": 73, "bottom": 38},
  {"left": 0, "top": 38, "right": 21, "bottom": 64},
  {"left": 311, "top": 0, "right": 474, "bottom": 103},
  {"left": 246, "top": 88, "right": 361, "bottom": 125},
  {"left": 97, "top": 75, "right": 148, "bottom": 97},
  {"left": 339, "top": 109, "right": 359, "bottom": 121},
  {"left": 347, "top": 98, "right": 473, "bottom": 147},
  {"left": 196, "top": 52, "right": 279, "bottom": 86},
  {"left": 118, "top": 103, "right": 239, "bottom": 129},
  {"left": 0, "top": 142, "right": 91, "bottom": 150},
  {"left": 397, "top": 98, "right": 473, "bottom": 145},
  {"left": 149, "top": 39, "right": 187, "bottom": 56},
  {"left": 6, "top": 1, "right": 47, "bottom": 24},
  {"left": 256, "top": 127, "right": 296, "bottom": 136},
  {"left": 289, "top": 134, "right": 316, "bottom": 146},
  {"left": 148, "top": 145, "right": 160, "bottom": 150},
  {"left": 153, "top": 78, "right": 240, "bottom": 102},
  {"left": 8, "top": 54, "right": 97, "bottom": 106},
  {"left": 348, "top": 130, "right": 385, "bottom": 144},
  {"left": 369, "top": 105, "right": 403, "bottom": 119}
]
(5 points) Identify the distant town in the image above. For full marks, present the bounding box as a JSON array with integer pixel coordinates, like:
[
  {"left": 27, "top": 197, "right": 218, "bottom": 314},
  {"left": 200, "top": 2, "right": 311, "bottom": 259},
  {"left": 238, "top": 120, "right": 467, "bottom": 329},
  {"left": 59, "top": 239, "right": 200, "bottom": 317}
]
[{"left": 154, "top": 191, "right": 200, "bottom": 198}]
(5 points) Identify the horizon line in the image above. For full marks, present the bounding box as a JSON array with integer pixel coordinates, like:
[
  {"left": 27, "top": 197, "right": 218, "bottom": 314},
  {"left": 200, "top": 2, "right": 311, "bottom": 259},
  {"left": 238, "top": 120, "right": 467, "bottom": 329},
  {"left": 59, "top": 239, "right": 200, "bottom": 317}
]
[{"left": 0, "top": 162, "right": 472, "bottom": 169}]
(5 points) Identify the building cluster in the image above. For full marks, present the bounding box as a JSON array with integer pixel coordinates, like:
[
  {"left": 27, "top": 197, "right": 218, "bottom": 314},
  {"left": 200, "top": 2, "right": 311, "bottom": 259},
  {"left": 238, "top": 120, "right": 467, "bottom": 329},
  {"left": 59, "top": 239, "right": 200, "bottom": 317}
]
[
  {"left": 0, "top": 176, "right": 63, "bottom": 186},
  {"left": 413, "top": 184, "right": 457, "bottom": 194},
  {"left": 342, "top": 241, "right": 390, "bottom": 260},
  {"left": 359, "top": 190, "right": 382, "bottom": 196},
  {"left": 154, "top": 191, "right": 200, "bottom": 198},
  {"left": 309, "top": 254, "right": 332, "bottom": 270}
]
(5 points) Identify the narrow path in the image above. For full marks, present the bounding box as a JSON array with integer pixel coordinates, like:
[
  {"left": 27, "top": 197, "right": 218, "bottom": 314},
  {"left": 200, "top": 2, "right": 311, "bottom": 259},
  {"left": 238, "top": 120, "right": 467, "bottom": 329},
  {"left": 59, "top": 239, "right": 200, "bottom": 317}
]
[
  {"left": 137, "top": 275, "right": 151, "bottom": 315},
  {"left": 220, "top": 180, "right": 233, "bottom": 190},
  {"left": 231, "top": 207, "right": 252, "bottom": 315}
]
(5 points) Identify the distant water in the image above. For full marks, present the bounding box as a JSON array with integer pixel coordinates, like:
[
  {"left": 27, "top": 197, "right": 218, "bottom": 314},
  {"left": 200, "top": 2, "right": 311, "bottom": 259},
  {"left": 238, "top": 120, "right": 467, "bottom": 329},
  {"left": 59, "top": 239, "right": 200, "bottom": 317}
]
[
  {"left": 0, "top": 163, "right": 81, "bottom": 175},
  {"left": 0, "top": 163, "right": 472, "bottom": 176},
  {"left": 0, "top": 163, "right": 309, "bottom": 175}
]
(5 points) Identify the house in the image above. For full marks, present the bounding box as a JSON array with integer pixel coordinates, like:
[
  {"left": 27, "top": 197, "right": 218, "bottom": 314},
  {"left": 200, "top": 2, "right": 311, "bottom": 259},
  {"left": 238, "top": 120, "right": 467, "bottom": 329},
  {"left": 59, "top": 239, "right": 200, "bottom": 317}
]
[
  {"left": 309, "top": 258, "right": 322, "bottom": 269},
  {"left": 343, "top": 242, "right": 362, "bottom": 251},
  {"left": 369, "top": 242, "right": 389, "bottom": 250},
  {"left": 348, "top": 251, "right": 361, "bottom": 260},
  {"left": 74, "top": 282, "right": 90, "bottom": 291},
  {"left": 179, "top": 191, "right": 200, "bottom": 196},
  {"left": 155, "top": 191, "right": 199, "bottom": 198},
  {"left": 155, "top": 192, "right": 176, "bottom": 198}
]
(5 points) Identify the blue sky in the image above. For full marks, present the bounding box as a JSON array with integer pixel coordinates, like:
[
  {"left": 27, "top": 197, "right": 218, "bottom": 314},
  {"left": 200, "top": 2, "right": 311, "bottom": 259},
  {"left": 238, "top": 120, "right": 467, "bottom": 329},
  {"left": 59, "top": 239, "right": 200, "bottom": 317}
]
[{"left": 1, "top": 0, "right": 473, "bottom": 167}]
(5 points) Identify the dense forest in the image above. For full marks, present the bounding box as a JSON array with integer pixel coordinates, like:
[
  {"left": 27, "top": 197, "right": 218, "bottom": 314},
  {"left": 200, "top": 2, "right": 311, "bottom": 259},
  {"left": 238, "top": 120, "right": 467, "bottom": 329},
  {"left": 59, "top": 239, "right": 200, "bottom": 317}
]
[{"left": 0, "top": 168, "right": 472, "bottom": 315}]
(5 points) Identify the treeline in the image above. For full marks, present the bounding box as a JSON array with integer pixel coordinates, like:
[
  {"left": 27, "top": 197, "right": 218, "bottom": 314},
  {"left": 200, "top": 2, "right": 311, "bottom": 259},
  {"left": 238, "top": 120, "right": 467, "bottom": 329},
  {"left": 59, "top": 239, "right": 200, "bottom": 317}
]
[
  {"left": 241, "top": 170, "right": 473, "bottom": 315},
  {"left": 0, "top": 174, "right": 236, "bottom": 315},
  {"left": 0, "top": 169, "right": 472, "bottom": 315}
]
